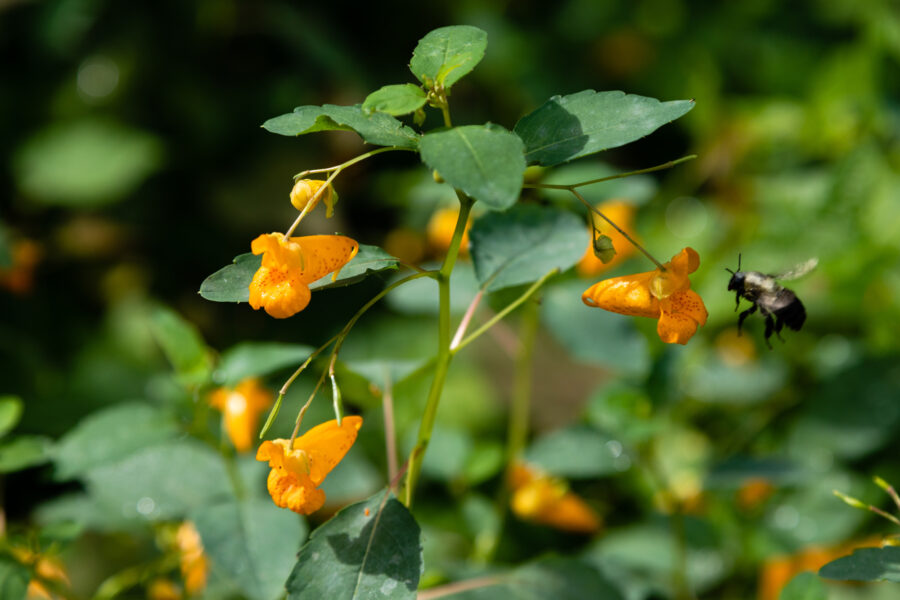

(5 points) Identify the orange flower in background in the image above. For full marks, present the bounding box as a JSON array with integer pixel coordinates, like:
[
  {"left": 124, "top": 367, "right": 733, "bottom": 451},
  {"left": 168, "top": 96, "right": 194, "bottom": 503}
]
[
  {"left": 577, "top": 200, "right": 638, "bottom": 277},
  {"left": 509, "top": 462, "right": 601, "bottom": 534},
  {"left": 147, "top": 578, "right": 182, "bottom": 600},
  {"left": 248, "top": 233, "right": 358, "bottom": 319},
  {"left": 290, "top": 179, "right": 335, "bottom": 217},
  {"left": 11, "top": 547, "right": 69, "bottom": 600},
  {"left": 208, "top": 378, "right": 273, "bottom": 452},
  {"left": 256, "top": 415, "right": 363, "bottom": 515},
  {"left": 582, "top": 247, "right": 708, "bottom": 345},
  {"left": 427, "top": 207, "right": 470, "bottom": 256},
  {"left": 0, "top": 239, "right": 42, "bottom": 295},
  {"left": 176, "top": 522, "right": 208, "bottom": 597}
]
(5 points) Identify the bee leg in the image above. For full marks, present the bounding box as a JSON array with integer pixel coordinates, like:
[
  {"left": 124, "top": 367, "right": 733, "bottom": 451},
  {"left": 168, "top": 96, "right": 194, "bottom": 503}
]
[
  {"left": 733, "top": 292, "right": 741, "bottom": 312},
  {"left": 773, "top": 317, "right": 786, "bottom": 343},
  {"left": 763, "top": 313, "right": 775, "bottom": 349},
  {"left": 737, "top": 303, "right": 757, "bottom": 335}
]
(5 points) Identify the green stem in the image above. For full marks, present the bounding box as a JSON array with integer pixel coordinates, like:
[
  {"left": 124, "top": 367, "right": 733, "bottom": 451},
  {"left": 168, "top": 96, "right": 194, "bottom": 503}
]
[
  {"left": 523, "top": 154, "right": 697, "bottom": 191},
  {"left": 403, "top": 194, "right": 473, "bottom": 506}
]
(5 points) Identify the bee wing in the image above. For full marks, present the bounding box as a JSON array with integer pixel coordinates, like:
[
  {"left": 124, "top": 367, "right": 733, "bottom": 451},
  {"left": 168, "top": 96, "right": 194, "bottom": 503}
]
[{"left": 774, "top": 258, "right": 818, "bottom": 281}]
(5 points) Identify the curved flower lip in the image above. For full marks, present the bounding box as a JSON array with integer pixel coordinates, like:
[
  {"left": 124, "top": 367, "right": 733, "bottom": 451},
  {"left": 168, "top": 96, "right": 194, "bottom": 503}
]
[
  {"left": 248, "top": 233, "right": 359, "bottom": 319},
  {"left": 256, "top": 416, "right": 363, "bottom": 514},
  {"left": 582, "top": 247, "right": 707, "bottom": 345}
]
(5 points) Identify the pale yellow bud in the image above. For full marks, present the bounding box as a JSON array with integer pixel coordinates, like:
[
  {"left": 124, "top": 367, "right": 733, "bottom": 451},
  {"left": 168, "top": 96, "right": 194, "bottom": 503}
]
[{"left": 290, "top": 179, "right": 334, "bottom": 215}]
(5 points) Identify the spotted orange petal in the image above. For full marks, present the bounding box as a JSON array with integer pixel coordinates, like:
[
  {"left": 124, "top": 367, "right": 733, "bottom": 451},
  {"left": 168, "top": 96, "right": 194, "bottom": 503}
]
[
  {"left": 657, "top": 289, "right": 708, "bottom": 344},
  {"left": 292, "top": 415, "right": 363, "bottom": 485},
  {"left": 582, "top": 270, "right": 660, "bottom": 318},
  {"left": 291, "top": 235, "right": 359, "bottom": 283}
]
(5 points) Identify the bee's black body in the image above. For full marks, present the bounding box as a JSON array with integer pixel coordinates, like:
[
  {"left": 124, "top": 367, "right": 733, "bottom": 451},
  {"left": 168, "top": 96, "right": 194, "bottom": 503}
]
[{"left": 726, "top": 258, "right": 810, "bottom": 348}]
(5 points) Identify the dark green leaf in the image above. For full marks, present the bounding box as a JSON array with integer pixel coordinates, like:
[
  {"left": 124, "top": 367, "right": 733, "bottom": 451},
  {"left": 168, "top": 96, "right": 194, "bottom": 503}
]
[
  {"left": 448, "top": 556, "right": 624, "bottom": 600},
  {"left": 0, "top": 224, "right": 11, "bottom": 268},
  {"left": 514, "top": 90, "right": 694, "bottom": 166},
  {"left": 469, "top": 205, "right": 587, "bottom": 291},
  {"left": 85, "top": 440, "right": 231, "bottom": 521},
  {"left": 819, "top": 547, "right": 900, "bottom": 582},
  {"left": 192, "top": 498, "right": 307, "bottom": 600},
  {"left": 53, "top": 402, "right": 178, "bottom": 480},
  {"left": 363, "top": 84, "right": 427, "bottom": 116},
  {"left": 0, "top": 436, "right": 51, "bottom": 472},
  {"left": 706, "top": 457, "right": 805, "bottom": 489},
  {"left": 13, "top": 118, "right": 162, "bottom": 207},
  {"left": 419, "top": 125, "right": 525, "bottom": 210},
  {"left": 525, "top": 425, "right": 624, "bottom": 478},
  {"left": 409, "top": 26, "right": 487, "bottom": 88},
  {"left": 215, "top": 342, "right": 314, "bottom": 387},
  {"left": 0, "top": 396, "right": 23, "bottom": 439},
  {"left": 286, "top": 489, "right": 422, "bottom": 600},
  {"left": 779, "top": 572, "right": 826, "bottom": 600},
  {"left": 262, "top": 104, "right": 419, "bottom": 149},
  {"left": 150, "top": 305, "right": 212, "bottom": 385},
  {"left": 0, "top": 557, "right": 29, "bottom": 600},
  {"left": 200, "top": 245, "right": 398, "bottom": 303}
]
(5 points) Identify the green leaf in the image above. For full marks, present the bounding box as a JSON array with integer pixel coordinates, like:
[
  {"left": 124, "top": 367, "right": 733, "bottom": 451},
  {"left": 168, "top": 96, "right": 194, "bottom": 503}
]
[
  {"left": 779, "top": 572, "right": 827, "bottom": 600},
  {"left": 192, "top": 498, "right": 307, "bottom": 600},
  {"left": 419, "top": 124, "right": 525, "bottom": 211},
  {"left": 215, "top": 342, "right": 315, "bottom": 387},
  {"left": 0, "top": 436, "right": 51, "bottom": 472},
  {"left": 0, "top": 396, "right": 23, "bottom": 439},
  {"left": 13, "top": 118, "right": 162, "bottom": 207},
  {"left": 308, "top": 244, "right": 400, "bottom": 291},
  {"left": 448, "top": 556, "right": 624, "bottom": 600},
  {"left": 85, "top": 440, "right": 231, "bottom": 521},
  {"left": 286, "top": 489, "right": 422, "bottom": 600},
  {"left": 53, "top": 402, "right": 178, "bottom": 480},
  {"left": 0, "top": 224, "right": 11, "bottom": 268},
  {"left": 469, "top": 205, "right": 587, "bottom": 291},
  {"left": 200, "top": 245, "right": 398, "bottom": 303},
  {"left": 0, "top": 557, "right": 29, "bottom": 600},
  {"left": 409, "top": 25, "right": 487, "bottom": 88},
  {"left": 363, "top": 84, "right": 427, "bottom": 116},
  {"left": 386, "top": 261, "right": 478, "bottom": 316},
  {"left": 262, "top": 104, "right": 419, "bottom": 149},
  {"left": 525, "top": 425, "right": 624, "bottom": 479},
  {"left": 149, "top": 305, "right": 212, "bottom": 385},
  {"left": 819, "top": 547, "right": 900, "bottom": 582},
  {"left": 514, "top": 90, "right": 695, "bottom": 166}
]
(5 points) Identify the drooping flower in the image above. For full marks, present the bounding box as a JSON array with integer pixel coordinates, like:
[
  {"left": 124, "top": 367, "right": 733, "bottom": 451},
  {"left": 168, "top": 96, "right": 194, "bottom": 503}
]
[
  {"left": 577, "top": 200, "right": 638, "bottom": 277},
  {"left": 248, "top": 233, "right": 358, "bottom": 319},
  {"left": 509, "top": 462, "right": 601, "bottom": 534},
  {"left": 208, "top": 378, "right": 273, "bottom": 452},
  {"left": 256, "top": 415, "right": 363, "bottom": 515},
  {"left": 582, "top": 247, "right": 708, "bottom": 345},
  {"left": 175, "top": 522, "right": 208, "bottom": 597},
  {"left": 426, "top": 207, "right": 470, "bottom": 257},
  {"left": 290, "top": 179, "right": 336, "bottom": 217}
]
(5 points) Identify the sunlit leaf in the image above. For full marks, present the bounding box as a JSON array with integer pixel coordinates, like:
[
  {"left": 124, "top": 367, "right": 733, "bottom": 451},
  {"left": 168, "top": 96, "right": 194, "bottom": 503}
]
[
  {"left": 215, "top": 342, "right": 314, "bottom": 387},
  {"left": 192, "top": 498, "right": 307, "bottom": 600},
  {"left": 262, "top": 105, "right": 419, "bottom": 149},
  {"left": 514, "top": 90, "right": 694, "bottom": 166},
  {"left": 469, "top": 205, "right": 587, "bottom": 291},
  {"left": 0, "top": 436, "right": 51, "bottom": 473},
  {"left": 363, "top": 84, "right": 427, "bottom": 116},
  {"left": 0, "top": 396, "right": 23, "bottom": 439},
  {"left": 419, "top": 124, "right": 525, "bottom": 211},
  {"left": 409, "top": 26, "right": 487, "bottom": 88},
  {"left": 819, "top": 547, "right": 900, "bottom": 582},
  {"left": 53, "top": 402, "right": 179, "bottom": 480},
  {"left": 14, "top": 118, "right": 162, "bottom": 207},
  {"left": 286, "top": 489, "right": 422, "bottom": 600},
  {"left": 779, "top": 572, "right": 826, "bottom": 600}
]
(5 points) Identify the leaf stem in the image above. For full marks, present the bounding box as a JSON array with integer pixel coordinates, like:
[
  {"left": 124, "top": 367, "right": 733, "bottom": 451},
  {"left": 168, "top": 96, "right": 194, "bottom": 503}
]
[{"left": 523, "top": 154, "right": 697, "bottom": 191}]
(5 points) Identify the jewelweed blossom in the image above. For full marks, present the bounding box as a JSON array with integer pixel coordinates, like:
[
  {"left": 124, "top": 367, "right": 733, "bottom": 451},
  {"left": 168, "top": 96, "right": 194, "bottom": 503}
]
[
  {"left": 208, "top": 378, "right": 273, "bottom": 453},
  {"left": 582, "top": 247, "right": 708, "bottom": 345},
  {"left": 509, "top": 462, "right": 601, "bottom": 534},
  {"left": 290, "top": 179, "right": 335, "bottom": 217},
  {"left": 175, "top": 522, "right": 208, "bottom": 597},
  {"left": 256, "top": 416, "right": 363, "bottom": 515},
  {"left": 577, "top": 200, "right": 638, "bottom": 277},
  {"left": 248, "top": 233, "right": 358, "bottom": 319}
]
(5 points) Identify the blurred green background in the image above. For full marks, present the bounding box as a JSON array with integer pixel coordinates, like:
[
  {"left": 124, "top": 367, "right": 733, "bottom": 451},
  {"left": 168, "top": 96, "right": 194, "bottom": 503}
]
[{"left": 3, "top": 1, "right": 900, "bottom": 599}]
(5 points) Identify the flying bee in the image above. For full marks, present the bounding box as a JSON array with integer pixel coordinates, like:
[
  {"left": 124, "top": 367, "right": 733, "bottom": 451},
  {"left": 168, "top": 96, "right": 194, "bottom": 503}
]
[{"left": 726, "top": 256, "right": 817, "bottom": 348}]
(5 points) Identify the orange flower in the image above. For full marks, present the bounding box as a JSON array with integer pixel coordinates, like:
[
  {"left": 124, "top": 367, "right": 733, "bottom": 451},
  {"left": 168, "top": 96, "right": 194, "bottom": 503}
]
[
  {"left": 248, "top": 233, "right": 358, "bottom": 319},
  {"left": 577, "top": 200, "right": 638, "bottom": 277},
  {"left": 582, "top": 247, "right": 708, "bottom": 345},
  {"left": 509, "top": 462, "right": 601, "bottom": 534},
  {"left": 208, "top": 378, "right": 273, "bottom": 452},
  {"left": 256, "top": 416, "right": 363, "bottom": 515},
  {"left": 176, "top": 522, "right": 208, "bottom": 597},
  {"left": 290, "top": 179, "right": 335, "bottom": 217},
  {"left": 147, "top": 578, "right": 182, "bottom": 600},
  {"left": 427, "top": 207, "right": 470, "bottom": 257},
  {"left": 11, "top": 547, "right": 70, "bottom": 600}
]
